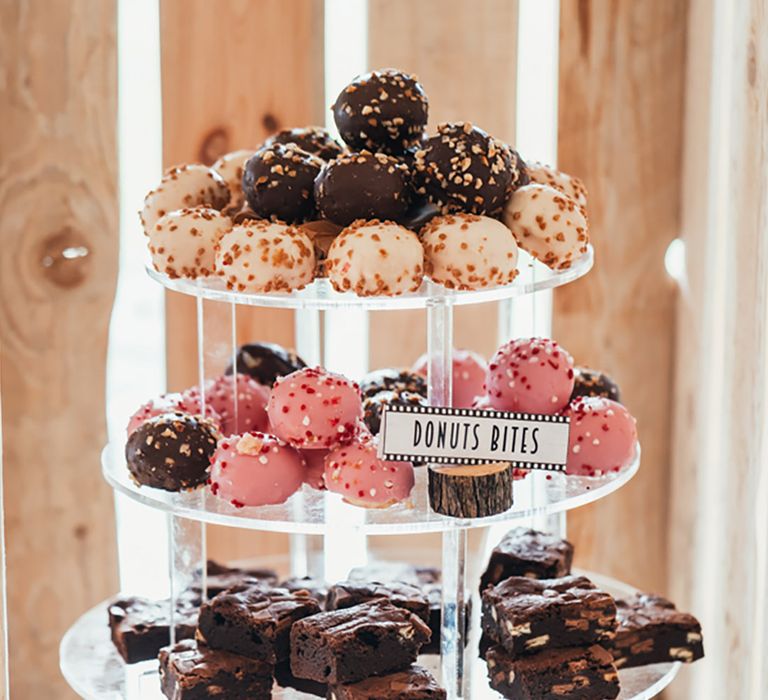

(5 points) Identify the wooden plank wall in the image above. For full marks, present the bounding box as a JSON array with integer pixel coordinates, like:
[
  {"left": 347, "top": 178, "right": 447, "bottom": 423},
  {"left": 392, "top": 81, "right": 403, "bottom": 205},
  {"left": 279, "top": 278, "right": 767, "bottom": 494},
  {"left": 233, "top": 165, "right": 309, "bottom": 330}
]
[
  {"left": 366, "top": 0, "right": 519, "bottom": 370},
  {"left": 669, "top": 0, "right": 768, "bottom": 697},
  {"left": 554, "top": 1, "right": 687, "bottom": 593},
  {"left": 160, "top": 0, "right": 326, "bottom": 563},
  {"left": 366, "top": 0, "right": 519, "bottom": 563},
  {"left": 0, "top": 1, "right": 119, "bottom": 697}
]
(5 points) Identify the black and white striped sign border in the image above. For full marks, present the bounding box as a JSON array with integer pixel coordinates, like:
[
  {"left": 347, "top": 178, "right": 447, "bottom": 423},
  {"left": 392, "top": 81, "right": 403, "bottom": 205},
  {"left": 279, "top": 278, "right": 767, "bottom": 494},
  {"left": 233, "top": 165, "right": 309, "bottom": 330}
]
[
  {"left": 380, "top": 404, "right": 569, "bottom": 472},
  {"left": 382, "top": 403, "right": 569, "bottom": 422}
]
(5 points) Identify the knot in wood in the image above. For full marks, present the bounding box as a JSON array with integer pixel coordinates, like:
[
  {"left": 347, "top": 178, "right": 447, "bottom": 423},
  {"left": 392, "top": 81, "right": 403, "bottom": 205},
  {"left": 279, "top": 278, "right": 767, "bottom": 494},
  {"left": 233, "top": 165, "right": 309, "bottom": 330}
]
[{"left": 39, "top": 228, "right": 91, "bottom": 289}]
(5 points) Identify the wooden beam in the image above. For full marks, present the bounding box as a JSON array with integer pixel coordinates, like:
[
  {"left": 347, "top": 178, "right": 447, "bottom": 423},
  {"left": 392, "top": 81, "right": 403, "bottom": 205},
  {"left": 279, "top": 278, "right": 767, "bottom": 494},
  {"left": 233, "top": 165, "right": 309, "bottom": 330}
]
[
  {"left": 669, "top": 0, "right": 768, "bottom": 697},
  {"left": 159, "top": 0, "right": 325, "bottom": 562},
  {"left": 0, "top": 1, "right": 119, "bottom": 696},
  {"left": 554, "top": 1, "right": 687, "bottom": 592},
  {"left": 366, "top": 0, "right": 519, "bottom": 370}
]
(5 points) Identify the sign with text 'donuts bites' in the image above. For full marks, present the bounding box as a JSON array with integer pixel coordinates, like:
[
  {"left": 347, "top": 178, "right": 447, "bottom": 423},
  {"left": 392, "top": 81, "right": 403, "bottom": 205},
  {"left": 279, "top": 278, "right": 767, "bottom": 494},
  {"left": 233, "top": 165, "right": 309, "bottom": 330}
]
[{"left": 378, "top": 404, "right": 570, "bottom": 471}]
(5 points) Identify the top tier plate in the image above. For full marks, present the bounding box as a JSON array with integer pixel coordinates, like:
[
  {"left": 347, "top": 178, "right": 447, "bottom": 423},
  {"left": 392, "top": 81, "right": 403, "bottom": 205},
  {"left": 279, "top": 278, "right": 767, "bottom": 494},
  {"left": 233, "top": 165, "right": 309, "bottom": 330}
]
[{"left": 146, "top": 245, "right": 593, "bottom": 310}]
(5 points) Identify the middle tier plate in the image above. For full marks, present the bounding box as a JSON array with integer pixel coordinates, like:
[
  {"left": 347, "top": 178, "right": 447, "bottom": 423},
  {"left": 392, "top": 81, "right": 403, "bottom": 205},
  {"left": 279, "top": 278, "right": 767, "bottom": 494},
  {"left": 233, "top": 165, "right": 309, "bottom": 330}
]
[
  {"left": 146, "top": 245, "right": 593, "bottom": 310},
  {"left": 103, "top": 441, "right": 639, "bottom": 534}
]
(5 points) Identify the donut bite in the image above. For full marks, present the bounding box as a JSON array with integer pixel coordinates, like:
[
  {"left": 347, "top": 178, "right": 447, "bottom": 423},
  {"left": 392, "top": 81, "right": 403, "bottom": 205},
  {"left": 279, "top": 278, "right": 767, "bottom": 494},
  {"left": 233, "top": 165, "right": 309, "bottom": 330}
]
[
  {"left": 141, "top": 164, "right": 230, "bottom": 235},
  {"left": 332, "top": 68, "right": 428, "bottom": 155},
  {"left": 504, "top": 184, "right": 589, "bottom": 270},
  {"left": 421, "top": 213, "right": 519, "bottom": 290},
  {"left": 325, "top": 219, "right": 424, "bottom": 296},
  {"left": 315, "top": 151, "right": 411, "bottom": 226},
  {"left": 214, "top": 220, "right": 315, "bottom": 293},
  {"left": 413, "top": 122, "right": 525, "bottom": 215},
  {"left": 264, "top": 126, "right": 344, "bottom": 161}
]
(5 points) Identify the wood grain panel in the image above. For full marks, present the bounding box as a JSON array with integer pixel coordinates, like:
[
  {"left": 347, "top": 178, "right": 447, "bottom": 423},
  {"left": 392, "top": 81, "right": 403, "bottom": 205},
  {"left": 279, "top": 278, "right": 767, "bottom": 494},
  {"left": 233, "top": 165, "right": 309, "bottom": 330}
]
[
  {"left": 0, "top": 1, "right": 119, "bottom": 696},
  {"left": 160, "top": 0, "right": 325, "bottom": 562},
  {"left": 554, "top": 1, "right": 687, "bottom": 592},
  {"left": 669, "top": 0, "right": 768, "bottom": 697},
  {"left": 366, "top": 0, "right": 519, "bottom": 369}
]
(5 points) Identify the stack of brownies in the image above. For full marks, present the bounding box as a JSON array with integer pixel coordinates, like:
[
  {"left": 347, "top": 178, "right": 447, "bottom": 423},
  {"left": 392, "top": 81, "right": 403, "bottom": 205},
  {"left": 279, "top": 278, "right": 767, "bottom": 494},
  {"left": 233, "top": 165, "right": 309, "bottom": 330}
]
[{"left": 479, "top": 528, "right": 705, "bottom": 699}]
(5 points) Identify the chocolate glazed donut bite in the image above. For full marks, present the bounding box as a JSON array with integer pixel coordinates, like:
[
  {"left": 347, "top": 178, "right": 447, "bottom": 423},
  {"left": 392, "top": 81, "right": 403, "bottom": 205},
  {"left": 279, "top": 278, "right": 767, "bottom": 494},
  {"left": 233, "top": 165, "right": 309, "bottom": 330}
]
[
  {"left": 413, "top": 122, "right": 526, "bottom": 215},
  {"left": 314, "top": 151, "right": 412, "bottom": 227},
  {"left": 264, "top": 126, "right": 345, "bottom": 161},
  {"left": 241, "top": 143, "right": 324, "bottom": 223},
  {"left": 332, "top": 68, "right": 429, "bottom": 155}
]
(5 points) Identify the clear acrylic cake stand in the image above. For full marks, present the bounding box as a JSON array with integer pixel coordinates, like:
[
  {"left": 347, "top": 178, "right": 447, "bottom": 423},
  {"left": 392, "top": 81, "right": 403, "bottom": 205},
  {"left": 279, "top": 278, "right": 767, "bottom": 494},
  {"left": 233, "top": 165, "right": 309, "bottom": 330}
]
[{"left": 61, "top": 246, "right": 680, "bottom": 699}]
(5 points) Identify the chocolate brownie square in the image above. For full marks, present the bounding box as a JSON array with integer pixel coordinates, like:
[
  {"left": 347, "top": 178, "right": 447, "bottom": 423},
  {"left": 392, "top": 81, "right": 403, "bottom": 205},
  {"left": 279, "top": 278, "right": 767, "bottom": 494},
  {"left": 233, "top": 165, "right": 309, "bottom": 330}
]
[
  {"left": 159, "top": 639, "right": 273, "bottom": 699},
  {"left": 275, "top": 660, "right": 328, "bottom": 697},
  {"left": 280, "top": 575, "right": 329, "bottom": 608},
  {"left": 290, "top": 600, "right": 431, "bottom": 684},
  {"left": 108, "top": 595, "right": 198, "bottom": 663},
  {"left": 479, "top": 527, "right": 573, "bottom": 591},
  {"left": 194, "top": 559, "right": 277, "bottom": 599},
  {"left": 348, "top": 562, "right": 440, "bottom": 586},
  {"left": 328, "top": 664, "right": 446, "bottom": 699},
  {"left": 481, "top": 576, "right": 616, "bottom": 656},
  {"left": 611, "top": 592, "right": 704, "bottom": 668},
  {"left": 197, "top": 583, "right": 321, "bottom": 663},
  {"left": 486, "top": 644, "right": 620, "bottom": 699},
  {"left": 326, "top": 580, "right": 430, "bottom": 622}
]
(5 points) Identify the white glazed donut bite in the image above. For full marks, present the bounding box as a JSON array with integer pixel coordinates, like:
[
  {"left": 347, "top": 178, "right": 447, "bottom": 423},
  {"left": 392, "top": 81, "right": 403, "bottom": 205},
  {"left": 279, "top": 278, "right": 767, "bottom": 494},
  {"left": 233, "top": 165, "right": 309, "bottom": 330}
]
[
  {"left": 420, "top": 213, "right": 519, "bottom": 290},
  {"left": 325, "top": 219, "right": 424, "bottom": 296},
  {"left": 525, "top": 161, "right": 588, "bottom": 211},
  {"left": 212, "top": 149, "right": 256, "bottom": 210},
  {"left": 148, "top": 207, "right": 231, "bottom": 279},
  {"left": 140, "top": 164, "right": 230, "bottom": 235},
  {"left": 214, "top": 220, "right": 315, "bottom": 293},
  {"left": 503, "top": 184, "right": 589, "bottom": 271}
]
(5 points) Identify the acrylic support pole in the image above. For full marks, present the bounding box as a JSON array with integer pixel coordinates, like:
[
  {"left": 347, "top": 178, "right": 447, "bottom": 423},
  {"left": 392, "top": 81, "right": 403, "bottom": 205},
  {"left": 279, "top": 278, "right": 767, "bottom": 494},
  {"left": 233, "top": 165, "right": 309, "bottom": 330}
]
[
  {"left": 427, "top": 287, "right": 468, "bottom": 700},
  {"left": 291, "top": 307, "right": 324, "bottom": 578}
]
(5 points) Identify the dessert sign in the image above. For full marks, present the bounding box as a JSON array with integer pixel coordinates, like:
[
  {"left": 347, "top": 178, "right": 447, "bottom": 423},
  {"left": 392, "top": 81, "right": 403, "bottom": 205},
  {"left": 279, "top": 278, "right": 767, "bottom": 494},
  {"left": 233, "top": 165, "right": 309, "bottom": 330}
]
[{"left": 379, "top": 404, "right": 570, "bottom": 471}]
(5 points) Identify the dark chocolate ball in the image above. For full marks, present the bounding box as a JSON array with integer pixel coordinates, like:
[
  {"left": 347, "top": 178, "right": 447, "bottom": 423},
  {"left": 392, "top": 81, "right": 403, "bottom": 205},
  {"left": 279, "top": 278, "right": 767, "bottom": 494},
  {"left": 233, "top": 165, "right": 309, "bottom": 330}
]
[
  {"left": 125, "top": 412, "right": 219, "bottom": 491},
  {"left": 241, "top": 143, "right": 324, "bottom": 223},
  {"left": 570, "top": 367, "right": 621, "bottom": 403},
  {"left": 362, "top": 389, "right": 428, "bottom": 435},
  {"left": 314, "top": 151, "right": 411, "bottom": 226},
  {"left": 413, "top": 122, "right": 524, "bottom": 215},
  {"left": 264, "top": 127, "right": 345, "bottom": 161},
  {"left": 225, "top": 342, "right": 306, "bottom": 387},
  {"left": 360, "top": 368, "right": 428, "bottom": 398},
  {"left": 333, "top": 69, "right": 429, "bottom": 155}
]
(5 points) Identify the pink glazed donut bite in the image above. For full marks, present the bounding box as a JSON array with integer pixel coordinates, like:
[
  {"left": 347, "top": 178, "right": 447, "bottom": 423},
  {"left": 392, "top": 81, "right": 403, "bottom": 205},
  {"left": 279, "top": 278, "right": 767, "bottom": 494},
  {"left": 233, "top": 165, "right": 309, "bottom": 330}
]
[
  {"left": 412, "top": 348, "right": 488, "bottom": 408},
  {"left": 127, "top": 392, "right": 221, "bottom": 436},
  {"left": 486, "top": 337, "right": 575, "bottom": 414},
  {"left": 324, "top": 436, "right": 415, "bottom": 508},
  {"left": 185, "top": 374, "right": 270, "bottom": 437},
  {"left": 209, "top": 432, "right": 306, "bottom": 507},
  {"left": 563, "top": 396, "right": 638, "bottom": 477},
  {"left": 301, "top": 448, "right": 329, "bottom": 490},
  {"left": 267, "top": 367, "right": 363, "bottom": 449}
]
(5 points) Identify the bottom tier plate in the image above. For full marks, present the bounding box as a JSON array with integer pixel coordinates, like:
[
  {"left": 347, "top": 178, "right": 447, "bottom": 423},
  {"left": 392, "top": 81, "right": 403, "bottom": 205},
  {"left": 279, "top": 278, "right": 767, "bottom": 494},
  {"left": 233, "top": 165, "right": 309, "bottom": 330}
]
[{"left": 60, "top": 573, "right": 679, "bottom": 700}]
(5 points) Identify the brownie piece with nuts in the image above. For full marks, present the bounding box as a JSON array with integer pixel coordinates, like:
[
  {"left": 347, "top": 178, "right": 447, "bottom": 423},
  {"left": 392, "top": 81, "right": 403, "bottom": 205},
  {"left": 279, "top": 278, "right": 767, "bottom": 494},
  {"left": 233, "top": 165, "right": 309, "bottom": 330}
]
[
  {"left": 327, "top": 664, "right": 446, "bottom": 700},
  {"left": 326, "top": 580, "right": 430, "bottom": 623},
  {"left": 159, "top": 639, "right": 273, "bottom": 699},
  {"left": 197, "top": 583, "right": 321, "bottom": 663},
  {"left": 479, "top": 527, "right": 573, "bottom": 592},
  {"left": 481, "top": 576, "right": 616, "bottom": 656},
  {"left": 611, "top": 592, "right": 704, "bottom": 669},
  {"left": 486, "top": 644, "right": 620, "bottom": 700},
  {"left": 290, "top": 600, "right": 431, "bottom": 684},
  {"left": 108, "top": 595, "right": 198, "bottom": 663}
]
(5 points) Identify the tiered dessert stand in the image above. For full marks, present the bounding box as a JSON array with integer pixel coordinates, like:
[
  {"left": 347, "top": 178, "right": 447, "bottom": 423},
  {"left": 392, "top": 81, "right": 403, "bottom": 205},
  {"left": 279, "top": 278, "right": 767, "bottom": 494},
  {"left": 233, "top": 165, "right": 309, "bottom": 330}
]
[{"left": 60, "top": 247, "right": 680, "bottom": 699}]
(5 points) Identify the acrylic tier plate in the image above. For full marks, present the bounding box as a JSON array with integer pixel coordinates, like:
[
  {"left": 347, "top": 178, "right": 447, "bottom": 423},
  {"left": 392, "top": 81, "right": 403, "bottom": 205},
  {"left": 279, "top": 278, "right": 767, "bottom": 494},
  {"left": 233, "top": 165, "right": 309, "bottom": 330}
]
[
  {"left": 60, "top": 570, "right": 678, "bottom": 700},
  {"left": 146, "top": 246, "right": 593, "bottom": 310},
  {"left": 102, "top": 441, "right": 639, "bottom": 535}
]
